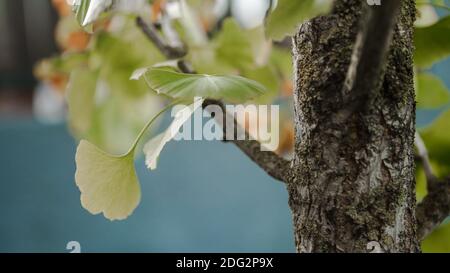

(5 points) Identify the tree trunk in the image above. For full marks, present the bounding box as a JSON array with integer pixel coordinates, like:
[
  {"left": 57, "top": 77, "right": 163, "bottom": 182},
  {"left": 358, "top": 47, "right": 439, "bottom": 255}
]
[{"left": 288, "top": 0, "right": 419, "bottom": 253}]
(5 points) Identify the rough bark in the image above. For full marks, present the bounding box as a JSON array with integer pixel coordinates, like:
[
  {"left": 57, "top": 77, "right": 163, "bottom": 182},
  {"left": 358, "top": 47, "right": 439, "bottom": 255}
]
[{"left": 288, "top": 0, "right": 419, "bottom": 252}]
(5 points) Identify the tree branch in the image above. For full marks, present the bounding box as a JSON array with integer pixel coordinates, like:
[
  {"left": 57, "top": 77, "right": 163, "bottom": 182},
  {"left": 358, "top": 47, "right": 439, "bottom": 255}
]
[
  {"left": 136, "top": 17, "right": 291, "bottom": 182},
  {"left": 136, "top": 17, "right": 186, "bottom": 59},
  {"left": 415, "top": 132, "right": 450, "bottom": 240},
  {"left": 203, "top": 99, "right": 291, "bottom": 182},
  {"left": 416, "top": 176, "right": 450, "bottom": 240},
  {"left": 415, "top": 132, "right": 438, "bottom": 190},
  {"left": 340, "top": 0, "right": 402, "bottom": 118}
]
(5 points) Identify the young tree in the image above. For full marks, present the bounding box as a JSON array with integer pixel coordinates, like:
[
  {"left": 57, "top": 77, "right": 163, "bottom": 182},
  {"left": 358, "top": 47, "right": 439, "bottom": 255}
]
[{"left": 38, "top": 0, "right": 450, "bottom": 252}]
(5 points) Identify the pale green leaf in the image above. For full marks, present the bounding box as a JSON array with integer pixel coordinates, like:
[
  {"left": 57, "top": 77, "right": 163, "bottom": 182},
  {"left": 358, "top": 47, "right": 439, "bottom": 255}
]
[
  {"left": 74, "top": 101, "right": 176, "bottom": 220},
  {"left": 415, "top": 16, "right": 450, "bottom": 68},
  {"left": 215, "top": 19, "right": 254, "bottom": 71},
  {"left": 266, "top": 0, "right": 332, "bottom": 41},
  {"left": 422, "top": 223, "right": 450, "bottom": 252},
  {"left": 144, "top": 98, "right": 204, "bottom": 170},
  {"left": 67, "top": 69, "right": 97, "bottom": 135},
  {"left": 415, "top": 0, "right": 439, "bottom": 27},
  {"left": 420, "top": 109, "right": 450, "bottom": 168},
  {"left": 134, "top": 68, "right": 266, "bottom": 103},
  {"left": 75, "top": 140, "right": 140, "bottom": 221},
  {"left": 416, "top": 73, "right": 450, "bottom": 109}
]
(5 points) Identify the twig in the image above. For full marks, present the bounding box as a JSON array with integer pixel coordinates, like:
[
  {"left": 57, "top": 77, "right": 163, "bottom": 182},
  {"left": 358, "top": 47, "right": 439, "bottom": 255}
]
[
  {"left": 136, "top": 17, "right": 291, "bottom": 182},
  {"left": 415, "top": 134, "right": 450, "bottom": 240},
  {"left": 415, "top": 132, "right": 438, "bottom": 191},
  {"left": 137, "top": 17, "right": 186, "bottom": 59},
  {"left": 416, "top": 176, "right": 450, "bottom": 240}
]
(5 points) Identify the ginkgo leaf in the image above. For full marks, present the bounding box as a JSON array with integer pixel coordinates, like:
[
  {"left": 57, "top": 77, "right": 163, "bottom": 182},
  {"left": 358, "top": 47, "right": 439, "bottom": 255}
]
[
  {"left": 266, "top": 0, "right": 332, "bottom": 41},
  {"left": 144, "top": 98, "right": 204, "bottom": 170},
  {"left": 75, "top": 140, "right": 140, "bottom": 220},
  {"left": 421, "top": 109, "right": 450, "bottom": 167},
  {"left": 415, "top": 72, "right": 450, "bottom": 109},
  {"left": 74, "top": 101, "right": 177, "bottom": 220},
  {"left": 415, "top": 16, "right": 450, "bottom": 68},
  {"left": 133, "top": 68, "right": 266, "bottom": 103}
]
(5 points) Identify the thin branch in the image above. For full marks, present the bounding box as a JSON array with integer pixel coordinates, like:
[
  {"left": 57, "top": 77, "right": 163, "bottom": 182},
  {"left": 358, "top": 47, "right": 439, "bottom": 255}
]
[
  {"left": 339, "top": 1, "right": 402, "bottom": 119},
  {"left": 136, "top": 17, "right": 291, "bottom": 182},
  {"left": 136, "top": 17, "right": 186, "bottom": 59},
  {"left": 264, "top": 0, "right": 274, "bottom": 22},
  {"left": 203, "top": 99, "right": 291, "bottom": 182},
  {"left": 415, "top": 132, "right": 438, "bottom": 191},
  {"left": 415, "top": 133, "right": 450, "bottom": 240},
  {"left": 416, "top": 176, "right": 450, "bottom": 240}
]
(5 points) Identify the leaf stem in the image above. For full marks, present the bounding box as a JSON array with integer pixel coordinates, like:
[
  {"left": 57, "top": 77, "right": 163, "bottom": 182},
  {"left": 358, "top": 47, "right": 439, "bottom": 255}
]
[{"left": 127, "top": 100, "right": 182, "bottom": 155}]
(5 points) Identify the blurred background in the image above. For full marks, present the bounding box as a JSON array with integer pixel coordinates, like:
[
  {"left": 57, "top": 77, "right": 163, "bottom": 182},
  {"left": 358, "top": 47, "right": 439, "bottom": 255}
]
[{"left": 0, "top": 0, "right": 449, "bottom": 253}]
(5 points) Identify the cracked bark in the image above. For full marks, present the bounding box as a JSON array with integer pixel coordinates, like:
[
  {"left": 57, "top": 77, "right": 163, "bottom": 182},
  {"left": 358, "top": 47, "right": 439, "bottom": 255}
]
[{"left": 288, "top": 0, "right": 419, "bottom": 252}]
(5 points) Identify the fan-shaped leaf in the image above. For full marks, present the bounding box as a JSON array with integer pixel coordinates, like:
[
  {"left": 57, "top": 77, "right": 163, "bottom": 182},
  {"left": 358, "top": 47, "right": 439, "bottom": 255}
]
[
  {"left": 133, "top": 68, "right": 266, "bottom": 103},
  {"left": 75, "top": 140, "right": 140, "bottom": 220}
]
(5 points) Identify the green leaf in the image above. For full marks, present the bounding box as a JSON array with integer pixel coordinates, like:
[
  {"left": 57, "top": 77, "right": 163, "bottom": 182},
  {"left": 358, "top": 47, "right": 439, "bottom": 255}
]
[
  {"left": 415, "top": 0, "right": 439, "bottom": 27},
  {"left": 75, "top": 140, "right": 140, "bottom": 220},
  {"left": 133, "top": 68, "right": 267, "bottom": 103},
  {"left": 214, "top": 19, "right": 254, "bottom": 71},
  {"left": 414, "top": 16, "right": 450, "bottom": 68},
  {"left": 266, "top": 0, "right": 332, "bottom": 41},
  {"left": 67, "top": 69, "right": 97, "bottom": 136},
  {"left": 242, "top": 66, "right": 280, "bottom": 103},
  {"left": 422, "top": 223, "right": 450, "bottom": 252},
  {"left": 416, "top": 73, "right": 450, "bottom": 109},
  {"left": 74, "top": 101, "right": 176, "bottom": 220},
  {"left": 420, "top": 109, "right": 450, "bottom": 168},
  {"left": 144, "top": 98, "right": 204, "bottom": 170}
]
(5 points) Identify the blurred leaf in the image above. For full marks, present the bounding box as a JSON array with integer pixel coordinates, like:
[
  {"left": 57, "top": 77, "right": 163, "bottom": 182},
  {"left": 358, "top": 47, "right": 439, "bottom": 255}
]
[
  {"left": 266, "top": 0, "right": 332, "bottom": 41},
  {"left": 144, "top": 98, "right": 204, "bottom": 170},
  {"left": 75, "top": 140, "right": 140, "bottom": 221},
  {"left": 186, "top": 20, "right": 268, "bottom": 75},
  {"left": 420, "top": 109, "right": 450, "bottom": 168},
  {"left": 415, "top": 16, "right": 450, "bottom": 68},
  {"left": 85, "top": 92, "right": 164, "bottom": 155},
  {"left": 415, "top": 159, "right": 447, "bottom": 201},
  {"left": 270, "top": 48, "right": 293, "bottom": 79},
  {"left": 415, "top": 164, "right": 428, "bottom": 202},
  {"left": 215, "top": 19, "right": 254, "bottom": 71},
  {"left": 242, "top": 66, "right": 280, "bottom": 103},
  {"left": 415, "top": 0, "right": 440, "bottom": 27},
  {"left": 67, "top": 69, "right": 97, "bottom": 135},
  {"left": 416, "top": 72, "right": 450, "bottom": 109},
  {"left": 134, "top": 68, "right": 267, "bottom": 103},
  {"left": 91, "top": 31, "right": 165, "bottom": 98},
  {"left": 422, "top": 223, "right": 450, "bottom": 252}
]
